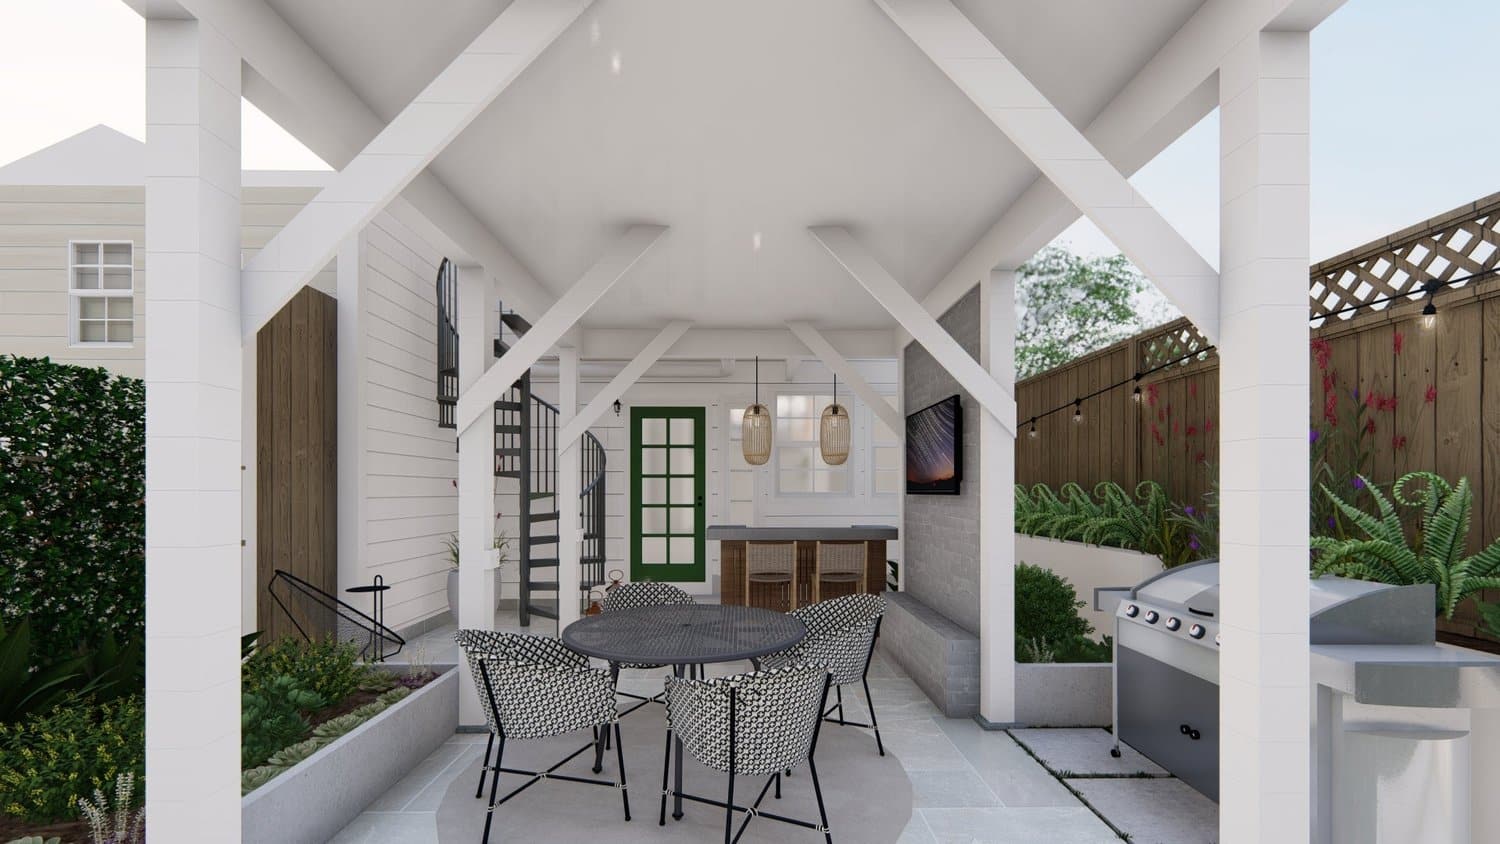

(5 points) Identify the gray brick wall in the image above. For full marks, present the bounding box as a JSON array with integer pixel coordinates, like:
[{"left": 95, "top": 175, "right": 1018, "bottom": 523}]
[{"left": 902, "top": 284, "right": 981, "bottom": 634}]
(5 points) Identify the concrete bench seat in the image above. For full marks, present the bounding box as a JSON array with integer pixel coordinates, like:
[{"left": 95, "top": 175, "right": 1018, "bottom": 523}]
[{"left": 877, "top": 591, "right": 979, "bottom": 717}]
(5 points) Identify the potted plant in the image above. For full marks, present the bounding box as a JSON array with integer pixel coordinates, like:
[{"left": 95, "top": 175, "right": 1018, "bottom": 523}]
[{"left": 444, "top": 513, "right": 512, "bottom": 621}]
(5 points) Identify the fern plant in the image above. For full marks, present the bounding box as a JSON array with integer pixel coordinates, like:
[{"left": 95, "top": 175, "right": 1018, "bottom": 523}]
[{"left": 1312, "top": 472, "right": 1500, "bottom": 620}]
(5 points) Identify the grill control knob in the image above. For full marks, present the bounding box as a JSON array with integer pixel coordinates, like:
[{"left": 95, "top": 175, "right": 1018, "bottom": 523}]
[
  {"left": 1165, "top": 617, "right": 1181, "bottom": 632},
  {"left": 1144, "top": 610, "right": 1159, "bottom": 624},
  {"left": 1124, "top": 604, "right": 1139, "bottom": 618},
  {"left": 1189, "top": 624, "right": 1206, "bottom": 639},
  {"left": 1214, "top": 633, "right": 1221, "bottom": 646}
]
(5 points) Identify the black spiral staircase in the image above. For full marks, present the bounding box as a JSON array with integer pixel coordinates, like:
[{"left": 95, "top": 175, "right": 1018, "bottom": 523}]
[{"left": 437, "top": 259, "right": 606, "bottom": 627}]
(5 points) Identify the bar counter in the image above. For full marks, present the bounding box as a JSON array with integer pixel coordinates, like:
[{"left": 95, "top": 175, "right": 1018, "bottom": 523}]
[{"left": 709, "top": 524, "right": 896, "bottom": 608}]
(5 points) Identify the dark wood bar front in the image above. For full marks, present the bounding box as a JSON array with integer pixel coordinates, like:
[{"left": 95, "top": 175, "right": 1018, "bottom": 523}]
[{"left": 708, "top": 525, "right": 898, "bottom": 610}]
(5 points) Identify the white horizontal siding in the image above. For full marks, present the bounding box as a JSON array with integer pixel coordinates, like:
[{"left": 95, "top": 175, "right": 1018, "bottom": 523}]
[{"left": 357, "top": 211, "right": 454, "bottom": 633}]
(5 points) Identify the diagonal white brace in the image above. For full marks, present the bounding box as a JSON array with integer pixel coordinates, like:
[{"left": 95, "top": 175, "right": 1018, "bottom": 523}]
[
  {"left": 557, "top": 321, "right": 693, "bottom": 449},
  {"left": 808, "top": 226, "right": 1015, "bottom": 436},
  {"left": 240, "top": 0, "right": 594, "bottom": 339},
  {"left": 454, "top": 225, "right": 670, "bottom": 432},
  {"left": 876, "top": 0, "right": 1220, "bottom": 344},
  {"left": 786, "top": 321, "right": 904, "bottom": 438}
]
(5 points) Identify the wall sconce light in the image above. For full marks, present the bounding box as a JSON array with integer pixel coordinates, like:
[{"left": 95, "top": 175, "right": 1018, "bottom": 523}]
[{"left": 613, "top": 399, "right": 622, "bottom": 416}]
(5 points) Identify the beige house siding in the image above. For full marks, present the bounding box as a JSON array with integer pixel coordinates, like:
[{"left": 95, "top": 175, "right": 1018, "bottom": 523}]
[{"left": 0, "top": 184, "right": 333, "bottom": 378}]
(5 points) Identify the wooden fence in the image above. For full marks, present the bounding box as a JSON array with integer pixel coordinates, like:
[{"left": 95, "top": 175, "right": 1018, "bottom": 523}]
[{"left": 1014, "top": 191, "right": 1500, "bottom": 640}]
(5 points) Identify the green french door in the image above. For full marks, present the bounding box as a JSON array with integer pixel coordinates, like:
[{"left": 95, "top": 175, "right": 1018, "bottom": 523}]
[{"left": 631, "top": 407, "right": 706, "bottom": 582}]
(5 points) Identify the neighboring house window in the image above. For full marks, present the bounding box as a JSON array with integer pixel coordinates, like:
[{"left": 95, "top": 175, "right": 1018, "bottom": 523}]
[
  {"left": 69, "top": 241, "right": 134, "bottom": 345},
  {"left": 775, "top": 394, "right": 848, "bottom": 494}
]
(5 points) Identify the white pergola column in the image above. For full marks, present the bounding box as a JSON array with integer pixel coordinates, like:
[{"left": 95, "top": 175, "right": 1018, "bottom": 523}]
[
  {"left": 1217, "top": 29, "right": 1312, "bottom": 844},
  {"left": 143, "top": 16, "right": 243, "bottom": 841},
  {"left": 556, "top": 345, "right": 582, "bottom": 628},
  {"left": 457, "top": 264, "right": 497, "bottom": 726},
  {"left": 977, "top": 270, "right": 1017, "bottom": 726},
  {"left": 335, "top": 234, "right": 368, "bottom": 598}
]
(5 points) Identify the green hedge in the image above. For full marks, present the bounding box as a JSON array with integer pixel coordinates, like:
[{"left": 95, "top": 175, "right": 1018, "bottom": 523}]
[{"left": 0, "top": 356, "right": 144, "bottom": 654}]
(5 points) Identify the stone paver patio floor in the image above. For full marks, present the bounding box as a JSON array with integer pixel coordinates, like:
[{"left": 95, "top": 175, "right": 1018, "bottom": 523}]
[{"left": 329, "top": 611, "right": 1211, "bottom": 843}]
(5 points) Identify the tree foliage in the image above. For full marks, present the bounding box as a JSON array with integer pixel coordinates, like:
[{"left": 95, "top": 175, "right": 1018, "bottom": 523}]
[{"left": 1016, "top": 247, "right": 1173, "bottom": 379}]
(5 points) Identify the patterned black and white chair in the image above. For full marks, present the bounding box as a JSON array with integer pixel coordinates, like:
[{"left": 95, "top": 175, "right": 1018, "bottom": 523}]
[
  {"left": 766, "top": 593, "right": 887, "bottom": 756},
  {"left": 454, "top": 630, "right": 630, "bottom": 844},
  {"left": 600, "top": 582, "right": 695, "bottom": 714},
  {"left": 659, "top": 663, "right": 834, "bottom": 843}
]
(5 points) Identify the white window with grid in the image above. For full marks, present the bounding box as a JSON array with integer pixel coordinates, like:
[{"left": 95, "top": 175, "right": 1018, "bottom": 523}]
[
  {"left": 68, "top": 241, "right": 134, "bottom": 346},
  {"left": 871, "top": 394, "right": 902, "bottom": 495},
  {"left": 774, "top": 394, "right": 848, "bottom": 494}
]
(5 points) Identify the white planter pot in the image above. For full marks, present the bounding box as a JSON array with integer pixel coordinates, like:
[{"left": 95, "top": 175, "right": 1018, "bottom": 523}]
[
  {"left": 1015, "top": 662, "right": 1112, "bottom": 727},
  {"left": 242, "top": 664, "right": 459, "bottom": 844},
  {"left": 1016, "top": 534, "right": 1164, "bottom": 637}
]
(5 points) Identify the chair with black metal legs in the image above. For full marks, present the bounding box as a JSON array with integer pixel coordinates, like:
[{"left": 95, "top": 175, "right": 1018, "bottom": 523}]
[
  {"left": 659, "top": 663, "right": 835, "bottom": 843},
  {"left": 600, "top": 582, "right": 695, "bottom": 716},
  {"left": 765, "top": 593, "right": 888, "bottom": 756},
  {"left": 455, "top": 630, "right": 631, "bottom": 844}
]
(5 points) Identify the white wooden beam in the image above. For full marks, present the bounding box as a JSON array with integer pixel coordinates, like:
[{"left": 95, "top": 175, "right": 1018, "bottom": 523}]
[
  {"left": 579, "top": 327, "right": 895, "bottom": 361},
  {"left": 455, "top": 225, "right": 669, "bottom": 432},
  {"left": 877, "top": 0, "right": 1220, "bottom": 344},
  {"left": 132, "top": 0, "right": 556, "bottom": 323},
  {"left": 786, "top": 321, "right": 904, "bottom": 438},
  {"left": 239, "top": 0, "right": 591, "bottom": 338},
  {"left": 977, "top": 269, "right": 1017, "bottom": 726},
  {"left": 915, "top": 0, "right": 1344, "bottom": 324},
  {"left": 556, "top": 345, "right": 582, "bottom": 627},
  {"left": 809, "top": 226, "right": 1015, "bottom": 435},
  {"left": 558, "top": 321, "right": 692, "bottom": 447}
]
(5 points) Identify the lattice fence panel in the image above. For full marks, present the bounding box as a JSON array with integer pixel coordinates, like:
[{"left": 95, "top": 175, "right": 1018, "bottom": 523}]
[
  {"left": 1137, "top": 319, "right": 1213, "bottom": 372},
  {"left": 1310, "top": 198, "right": 1500, "bottom": 321}
]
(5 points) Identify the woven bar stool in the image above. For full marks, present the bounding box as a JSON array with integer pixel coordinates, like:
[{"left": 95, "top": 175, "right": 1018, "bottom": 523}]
[
  {"left": 745, "top": 541, "right": 797, "bottom": 611},
  {"left": 814, "top": 540, "right": 866, "bottom": 602}
]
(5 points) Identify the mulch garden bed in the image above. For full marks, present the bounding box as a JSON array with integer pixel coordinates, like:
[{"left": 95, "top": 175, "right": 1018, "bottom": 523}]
[{"left": 0, "top": 814, "right": 92, "bottom": 844}]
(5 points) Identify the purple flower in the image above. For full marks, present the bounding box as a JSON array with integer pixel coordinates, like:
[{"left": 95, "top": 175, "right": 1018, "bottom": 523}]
[
  {"left": 1309, "top": 429, "right": 1320, "bottom": 444},
  {"left": 1352, "top": 388, "right": 1360, "bottom": 400},
  {"left": 1327, "top": 517, "right": 1336, "bottom": 529},
  {"left": 1352, "top": 477, "right": 1365, "bottom": 490},
  {"left": 1184, "top": 506, "right": 1196, "bottom": 516},
  {"left": 1189, "top": 536, "right": 1201, "bottom": 551}
]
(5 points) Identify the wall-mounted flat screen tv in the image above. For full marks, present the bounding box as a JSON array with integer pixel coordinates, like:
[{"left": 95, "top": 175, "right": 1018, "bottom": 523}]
[{"left": 906, "top": 394, "right": 962, "bottom": 495}]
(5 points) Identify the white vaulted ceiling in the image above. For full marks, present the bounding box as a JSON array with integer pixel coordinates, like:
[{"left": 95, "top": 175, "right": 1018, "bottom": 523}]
[{"left": 262, "top": 0, "right": 1204, "bottom": 329}]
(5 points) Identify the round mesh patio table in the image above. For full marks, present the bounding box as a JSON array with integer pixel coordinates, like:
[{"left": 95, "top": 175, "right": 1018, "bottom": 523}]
[{"left": 561, "top": 603, "right": 806, "bottom": 667}]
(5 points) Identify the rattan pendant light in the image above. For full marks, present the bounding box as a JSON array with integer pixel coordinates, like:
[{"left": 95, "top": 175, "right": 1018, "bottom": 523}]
[
  {"left": 819, "top": 374, "right": 851, "bottom": 465},
  {"left": 742, "top": 356, "right": 772, "bottom": 465}
]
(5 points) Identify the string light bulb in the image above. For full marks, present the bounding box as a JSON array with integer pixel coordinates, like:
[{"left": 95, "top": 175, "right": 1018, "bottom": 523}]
[
  {"left": 1130, "top": 373, "right": 1143, "bottom": 403},
  {"left": 1072, "top": 400, "right": 1084, "bottom": 424},
  {"left": 1027, "top": 418, "right": 1038, "bottom": 439},
  {"left": 1421, "top": 300, "right": 1438, "bottom": 329}
]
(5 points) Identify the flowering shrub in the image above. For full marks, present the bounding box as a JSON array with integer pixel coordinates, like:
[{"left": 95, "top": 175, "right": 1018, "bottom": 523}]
[
  {"left": 0, "top": 357, "right": 144, "bottom": 655},
  {"left": 0, "top": 694, "right": 144, "bottom": 823}
]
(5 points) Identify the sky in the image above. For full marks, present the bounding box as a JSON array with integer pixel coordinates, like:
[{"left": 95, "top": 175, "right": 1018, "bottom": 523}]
[{"left": 1, "top": 0, "right": 1497, "bottom": 266}]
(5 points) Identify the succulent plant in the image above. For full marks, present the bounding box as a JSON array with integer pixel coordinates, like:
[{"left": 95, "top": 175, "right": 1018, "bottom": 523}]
[{"left": 241, "top": 765, "right": 285, "bottom": 795}]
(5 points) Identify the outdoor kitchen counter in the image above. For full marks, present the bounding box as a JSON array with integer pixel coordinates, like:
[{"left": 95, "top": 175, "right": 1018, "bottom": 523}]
[{"left": 709, "top": 525, "right": 896, "bottom": 608}]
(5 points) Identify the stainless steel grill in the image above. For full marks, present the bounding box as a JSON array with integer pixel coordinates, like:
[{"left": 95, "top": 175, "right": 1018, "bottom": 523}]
[{"left": 1106, "top": 561, "right": 1433, "bottom": 801}]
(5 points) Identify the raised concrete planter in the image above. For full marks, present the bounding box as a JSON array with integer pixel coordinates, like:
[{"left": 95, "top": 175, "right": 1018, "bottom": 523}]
[
  {"left": 242, "top": 663, "right": 459, "bottom": 844},
  {"left": 1016, "top": 535, "right": 1163, "bottom": 636},
  {"left": 1016, "top": 662, "right": 1113, "bottom": 727}
]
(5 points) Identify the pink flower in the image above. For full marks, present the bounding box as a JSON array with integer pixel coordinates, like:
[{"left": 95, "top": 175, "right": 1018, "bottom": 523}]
[
  {"left": 1392, "top": 434, "right": 1408, "bottom": 450},
  {"left": 1425, "top": 384, "right": 1437, "bottom": 404},
  {"left": 1393, "top": 331, "right": 1405, "bottom": 355},
  {"left": 1311, "top": 338, "right": 1333, "bottom": 371}
]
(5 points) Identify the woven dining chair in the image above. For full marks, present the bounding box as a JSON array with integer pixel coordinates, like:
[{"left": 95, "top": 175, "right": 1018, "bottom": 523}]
[
  {"left": 765, "top": 593, "right": 888, "bottom": 756},
  {"left": 813, "top": 541, "right": 867, "bottom": 602},
  {"left": 659, "top": 663, "right": 834, "bottom": 843},
  {"left": 746, "top": 541, "right": 798, "bottom": 611},
  {"left": 455, "top": 630, "right": 631, "bottom": 844},
  {"left": 600, "top": 582, "right": 696, "bottom": 716}
]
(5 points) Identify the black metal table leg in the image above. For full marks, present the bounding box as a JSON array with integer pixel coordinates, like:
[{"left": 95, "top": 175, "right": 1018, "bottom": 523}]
[{"left": 673, "top": 662, "right": 685, "bottom": 821}]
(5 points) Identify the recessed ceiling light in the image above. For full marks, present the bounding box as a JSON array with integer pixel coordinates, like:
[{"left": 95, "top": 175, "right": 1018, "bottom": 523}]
[
  {"left": 610, "top": 51, "right": 622, "bottom": 75},
  {"left": 752, "top": 232, "right": 763, "bottom": 251},
  {"left": 589, "top": 19, "right": 601, "bottom": 45}
]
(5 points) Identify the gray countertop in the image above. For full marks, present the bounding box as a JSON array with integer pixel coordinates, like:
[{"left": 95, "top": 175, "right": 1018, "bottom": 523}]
[
  {"left": 1312, "top": 642, "right": 1500, "bottom": 709},
  {"left": 706, "top": 524, "right": 899, "bottom": 541}
]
